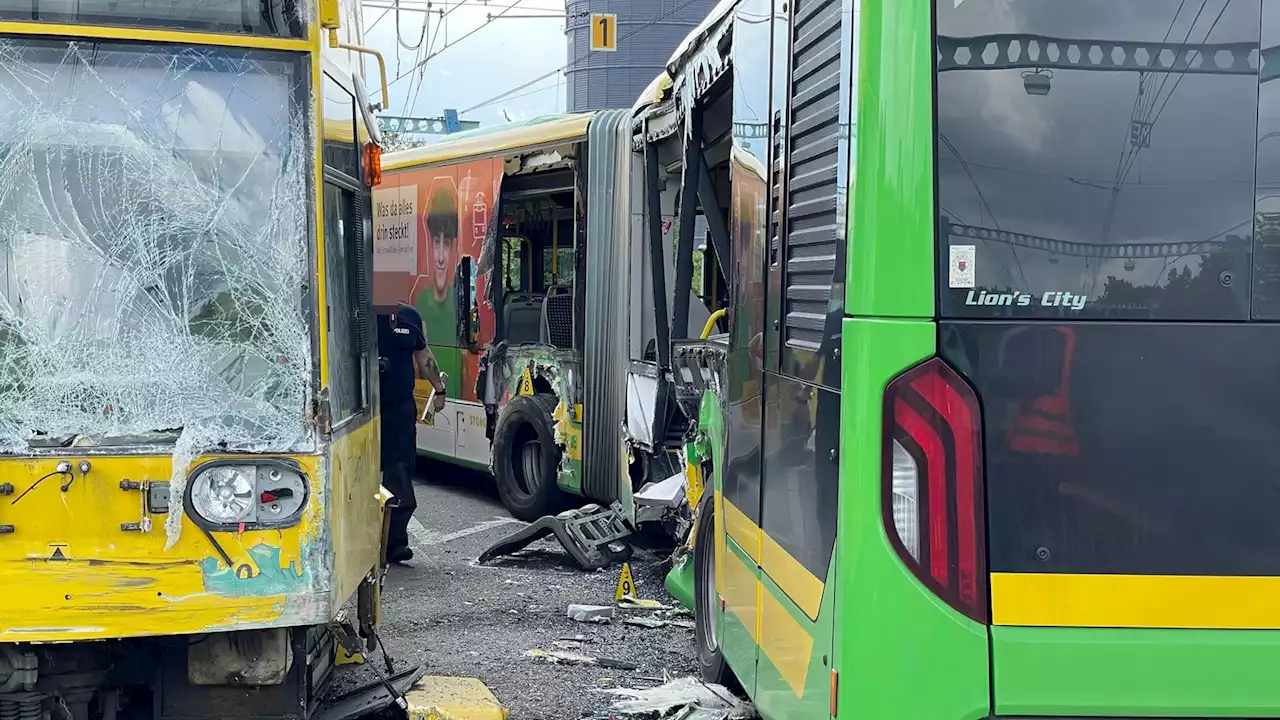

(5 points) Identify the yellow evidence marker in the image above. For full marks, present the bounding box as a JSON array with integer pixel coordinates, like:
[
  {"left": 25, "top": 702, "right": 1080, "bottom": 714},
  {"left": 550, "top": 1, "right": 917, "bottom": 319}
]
[
  {"left": 615, "top": 562, "right": 637, "bottom": 601},
  {"left": 518, "top": 367, "right": 535, "bottom": 396},
  {"left": 335, "top": 645, "right": 364, "bottom": 665}
]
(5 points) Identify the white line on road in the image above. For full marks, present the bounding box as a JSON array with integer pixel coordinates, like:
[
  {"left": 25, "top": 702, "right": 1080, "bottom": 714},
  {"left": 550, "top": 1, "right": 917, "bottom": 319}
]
[
  {"left": 407, "top": 516, "right": 524, "bottom": 549},
  {"left": 407, "top": 516, "right": 433, "bottom": 549}
]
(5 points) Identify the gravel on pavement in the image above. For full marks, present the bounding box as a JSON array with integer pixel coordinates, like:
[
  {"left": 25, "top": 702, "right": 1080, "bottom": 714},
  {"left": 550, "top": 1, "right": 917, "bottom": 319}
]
[{"left": 343, "top": 459, "right": 698, "bottom": 720}]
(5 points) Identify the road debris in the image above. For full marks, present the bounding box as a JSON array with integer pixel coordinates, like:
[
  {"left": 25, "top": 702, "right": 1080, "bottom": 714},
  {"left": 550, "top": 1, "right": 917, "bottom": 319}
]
[
  {"left": 371, "top": 460, "right": 697, "bottom": 718},
  {"left": 622, "top": 615, "right": 695, "bottom": 630},
  {"left": 618, "top": 597, "right": 668, "bottom": 610},
  {"left": 525, "top": 649, "right": 640, "bottom": 671},
  {"left": 568, "top": 604, "right": 616, "bottom": 623},
  {"left": 634, "top": 472, "right": 686, "bottom": 508},
  {"left": 601, "top": 677, "right": 757, "bottom": 718}
]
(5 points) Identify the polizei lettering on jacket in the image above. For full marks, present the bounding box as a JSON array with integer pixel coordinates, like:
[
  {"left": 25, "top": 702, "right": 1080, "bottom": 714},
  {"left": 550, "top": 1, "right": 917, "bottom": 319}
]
[{"left": 964, "top": 289, "right": 1088, "bottom": 310}]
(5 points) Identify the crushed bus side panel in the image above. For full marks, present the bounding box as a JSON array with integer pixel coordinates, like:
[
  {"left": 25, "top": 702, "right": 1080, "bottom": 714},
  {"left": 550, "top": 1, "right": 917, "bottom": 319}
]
[{"left": 489, "top": 345, "right": 583, "bottom": 493}]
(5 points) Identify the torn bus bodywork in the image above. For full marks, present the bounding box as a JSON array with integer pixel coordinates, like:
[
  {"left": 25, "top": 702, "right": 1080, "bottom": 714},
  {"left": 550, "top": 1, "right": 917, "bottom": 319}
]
[
  {"left": 486, "top": 344, "right": 583, "bottom": 494},
  {"left": 376, "top": 109, "right": 705, "bottom": 566},
  {"left": 478, "top": 13, "right": 739, "bottom": 568}
]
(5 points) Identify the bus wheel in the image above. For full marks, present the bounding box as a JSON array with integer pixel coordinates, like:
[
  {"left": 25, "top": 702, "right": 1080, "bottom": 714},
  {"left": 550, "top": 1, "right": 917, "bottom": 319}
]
[
  {"left": 492, "top": 393, "right": 563, "bottom": 521},
  {"left": 693, "top": 485, "right": 740, "bottom": 690}
]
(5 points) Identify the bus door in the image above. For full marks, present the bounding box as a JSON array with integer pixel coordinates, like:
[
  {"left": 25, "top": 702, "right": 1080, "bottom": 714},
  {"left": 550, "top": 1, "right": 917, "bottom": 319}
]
[
  {"left": 736, "top": 0, "right": 852, "bottom": 715},
  {"left": 761, "top": 0, "right": 857, "bottom": 715}
]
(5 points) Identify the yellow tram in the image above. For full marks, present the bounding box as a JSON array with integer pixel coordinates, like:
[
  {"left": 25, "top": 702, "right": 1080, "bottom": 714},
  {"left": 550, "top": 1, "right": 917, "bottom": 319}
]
[{"left": 0, "top": 0, "right": 396, "bottom": 717}]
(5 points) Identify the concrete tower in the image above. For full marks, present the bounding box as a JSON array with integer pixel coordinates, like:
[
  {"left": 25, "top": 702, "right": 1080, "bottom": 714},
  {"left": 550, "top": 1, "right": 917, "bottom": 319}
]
[{"left": 564, "top": 0, "right": 716, "bottom": 113}]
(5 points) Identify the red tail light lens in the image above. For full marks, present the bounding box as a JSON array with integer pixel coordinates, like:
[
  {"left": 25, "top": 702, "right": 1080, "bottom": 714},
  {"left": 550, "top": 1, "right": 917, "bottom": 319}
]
[{"left": 882, "top": 357, "right": 987, "bottom": 623}]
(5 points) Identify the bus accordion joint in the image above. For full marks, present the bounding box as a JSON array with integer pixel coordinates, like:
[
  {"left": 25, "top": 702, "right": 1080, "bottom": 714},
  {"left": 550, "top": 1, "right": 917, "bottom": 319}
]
[
  {"left": 882, "top": 357, "right": 988, "bottom": 624},
  {"left": 327, "top": 29, "right": 390, "bottom": 113}
]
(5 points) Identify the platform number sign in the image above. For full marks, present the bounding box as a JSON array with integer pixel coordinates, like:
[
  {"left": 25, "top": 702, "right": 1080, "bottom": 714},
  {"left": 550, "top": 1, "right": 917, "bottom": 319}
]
[{"left": 590, "top": 12, "right": 617, "bottom": 52}]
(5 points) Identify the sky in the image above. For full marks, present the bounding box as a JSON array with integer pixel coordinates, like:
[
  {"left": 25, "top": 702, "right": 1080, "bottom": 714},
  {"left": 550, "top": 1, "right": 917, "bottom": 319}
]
[{"left": 359, "top": 0, "right": 569, "bottom": 132}]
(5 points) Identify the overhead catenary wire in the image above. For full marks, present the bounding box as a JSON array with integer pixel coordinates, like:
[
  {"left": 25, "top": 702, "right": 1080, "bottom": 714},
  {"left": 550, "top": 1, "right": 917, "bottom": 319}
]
[
  {"left": 366, "top": 2, "right": 560, "bottom": 11},
  {"left": 1137, "top": 0, "right": 1232, "bottom": 155},
  {"left": 405, "top": 14, "right": 448, "bottom": 112},
  {"left": 370, "top": 0, "right": 474, "bottom": 91},
  {"left": 394, "top": 0, "right": 429, "bottom": 50},
  {"left": 398, "top": 7, "right": 433, "bottom": 110},
  {"left": 485, "top": 81, "right": 561, "bottom": 105},
  {"left": 370, "top": 0, "right": 557, "bottom": 8},
  {"left": 403, "top": 1, "right": 453, "bottom": 113},
  {"left": 1108, "top": 0, "right": 1190, "bottom": 194},
  {"left": 1109, "top": 0, "right": 1219, "bottom": 201},
  {"left": 459, "top": 0, "right": 708, "bottom": 114},
  {"left": 1096, "top": 0, "right": 1228, "bottom": 247},
  {"left": 1088, "top": 0, "right": 1224, "bottom": 294},
  {"left": 386, "top": 0, "right": 534, "bottom": 89},
  {"left": 366, "top": 3, "right": 395, "bottom": 31}
]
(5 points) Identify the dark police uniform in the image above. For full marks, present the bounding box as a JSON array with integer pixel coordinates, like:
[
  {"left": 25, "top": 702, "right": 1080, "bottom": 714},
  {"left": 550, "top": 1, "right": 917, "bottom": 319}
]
[{"left": 377, "top": 303, "right": 426, "bottom": 560}]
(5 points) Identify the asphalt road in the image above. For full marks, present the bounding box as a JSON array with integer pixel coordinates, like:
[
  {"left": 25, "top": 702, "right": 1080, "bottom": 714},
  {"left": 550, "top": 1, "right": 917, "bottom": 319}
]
[{"left": 373, "top": 459, "right": 697, "bottom": 719}]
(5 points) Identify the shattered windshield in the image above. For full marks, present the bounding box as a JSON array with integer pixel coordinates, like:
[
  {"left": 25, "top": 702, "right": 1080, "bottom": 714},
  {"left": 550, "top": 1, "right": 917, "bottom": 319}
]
[
  {"left": 0, "top": 0, "right": 306, "bottom": 37},
  {"left": 0, "top": 39, "right": 313, "bottom": 455}
]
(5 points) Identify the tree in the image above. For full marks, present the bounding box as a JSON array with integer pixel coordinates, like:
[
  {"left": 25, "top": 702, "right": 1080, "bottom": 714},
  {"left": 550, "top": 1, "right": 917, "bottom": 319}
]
[{"left": 380, "top": 131, "right": 428, "bottom": 153}]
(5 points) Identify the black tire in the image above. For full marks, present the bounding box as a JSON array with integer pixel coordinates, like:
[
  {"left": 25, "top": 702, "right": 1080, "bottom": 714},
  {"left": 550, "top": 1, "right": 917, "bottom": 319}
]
[
  {"left": 492, "top": 393, "right": 563, "bottom": 521},
  {"left": 693, "top": 482, "right": 740, "bottom": 690}
]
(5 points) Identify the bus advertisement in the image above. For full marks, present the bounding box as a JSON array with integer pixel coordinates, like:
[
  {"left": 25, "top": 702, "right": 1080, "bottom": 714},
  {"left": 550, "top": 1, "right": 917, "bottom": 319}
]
[{"left": 374, "top": 155, "right": 500, "bottom": 468}]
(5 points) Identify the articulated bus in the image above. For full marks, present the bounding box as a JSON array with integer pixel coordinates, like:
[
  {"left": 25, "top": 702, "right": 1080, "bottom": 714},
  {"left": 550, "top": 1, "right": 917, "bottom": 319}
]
[
  {"left": 0, "top": 0, "right": 399, "bottom": 718},
  {"left": 376, "top": 111, "right": 713, "bottom": 542},
  {"left": 646, "top": 0, "right": 1280, "bottom": 717}
]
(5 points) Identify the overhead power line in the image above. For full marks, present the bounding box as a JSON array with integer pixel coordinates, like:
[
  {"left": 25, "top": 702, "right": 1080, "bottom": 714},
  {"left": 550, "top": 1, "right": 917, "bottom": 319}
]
[
  {"left": 404, "top": 13, "right": 445, "bottom": 112},
  {"left": 386, "top": 0, "right": 534, "bottom": 88},
  {"left": 394, "top": 0, "right": 428, "bottom": 50},
  {"left": 366, "top": 0, "right": 560, "bottom": 10},
  {"left": 460, "top": 0, "right": 708, "bottom": 114}
]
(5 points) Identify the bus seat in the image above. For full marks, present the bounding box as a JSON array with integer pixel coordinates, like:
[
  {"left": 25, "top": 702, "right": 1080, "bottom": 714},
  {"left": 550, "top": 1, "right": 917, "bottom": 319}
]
[
  {"left": 540, "top": 285, "right": 574, "bottom": 349},
  {"left": 503, "top": 293, "right": 543, "bottom": 344}
]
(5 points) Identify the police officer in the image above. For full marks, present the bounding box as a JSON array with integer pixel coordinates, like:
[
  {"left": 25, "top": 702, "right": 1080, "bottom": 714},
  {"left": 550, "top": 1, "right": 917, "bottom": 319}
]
[{"left": 377, "top": 302, "right": 446, "bottom": 564}]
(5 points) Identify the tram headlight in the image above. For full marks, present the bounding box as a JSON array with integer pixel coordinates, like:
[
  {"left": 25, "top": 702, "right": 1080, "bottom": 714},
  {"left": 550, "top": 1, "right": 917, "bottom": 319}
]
[
  {"left": 186, "top": 461, "right": 309, "bottom": 528},
  {"left": 190, "top": 465, "right": 257, "bottom": 524}
]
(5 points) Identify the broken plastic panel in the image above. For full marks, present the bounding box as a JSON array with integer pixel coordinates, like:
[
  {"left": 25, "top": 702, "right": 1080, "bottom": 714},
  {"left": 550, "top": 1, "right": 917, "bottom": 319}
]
[
  {"left": 603, "top": 677, "right": 757, "bottom": 718},
  {"left": 0, "top": 39, "right": 313, "bottom": 545}
]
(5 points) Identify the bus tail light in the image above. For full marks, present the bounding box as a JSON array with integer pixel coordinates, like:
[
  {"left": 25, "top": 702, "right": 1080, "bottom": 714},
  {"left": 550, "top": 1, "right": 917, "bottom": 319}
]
[{"left": 882, "top": 357, "right": 988, "bottom": 623}]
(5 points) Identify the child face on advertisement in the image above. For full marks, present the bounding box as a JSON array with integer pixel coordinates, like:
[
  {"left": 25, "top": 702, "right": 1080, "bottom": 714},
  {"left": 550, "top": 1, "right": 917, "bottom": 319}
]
[
  {"left": 426, "top": 180, "right": 459, "bottom": 302},
  {"left": 432, "top": 226, "right": 455, "bottom": 297}
]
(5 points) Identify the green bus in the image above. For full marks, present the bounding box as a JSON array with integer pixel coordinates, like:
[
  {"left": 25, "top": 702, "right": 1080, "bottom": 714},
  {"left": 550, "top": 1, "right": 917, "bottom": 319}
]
[{"left": 649, "top": 0, "right": 1280, "bottom": 717}]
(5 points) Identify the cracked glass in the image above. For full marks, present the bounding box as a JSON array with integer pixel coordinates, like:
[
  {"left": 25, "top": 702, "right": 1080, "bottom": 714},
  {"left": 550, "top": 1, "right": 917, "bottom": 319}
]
[
  {"left": 0, "top": 39, "right": 313, "bottom": 470},
  {"left": 0, "top": 0, "right": 306, "bottom": 37}
]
